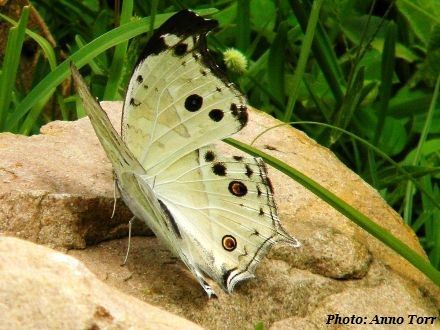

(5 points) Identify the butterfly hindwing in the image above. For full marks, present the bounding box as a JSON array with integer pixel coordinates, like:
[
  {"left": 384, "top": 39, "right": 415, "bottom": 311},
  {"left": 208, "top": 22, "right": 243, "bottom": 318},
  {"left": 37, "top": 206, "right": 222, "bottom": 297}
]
[{"left": 145, "top": 145, "right": 299, "bottom": 292}]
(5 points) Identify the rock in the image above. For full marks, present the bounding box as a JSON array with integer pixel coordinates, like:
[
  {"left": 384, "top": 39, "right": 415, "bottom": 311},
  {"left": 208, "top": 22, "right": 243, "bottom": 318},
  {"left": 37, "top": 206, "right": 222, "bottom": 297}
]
[
  {"left": 0, "top": 107, "right": 151, "bottom": 249},
  {"left": 0, "top": 236, "right": 203, "bottom": 329},
  {"left": 1, "top": 102, "right": 439, "bottom": 329},
  {"left": 271, "top": 269, "right": 438, "bottom": 329}
]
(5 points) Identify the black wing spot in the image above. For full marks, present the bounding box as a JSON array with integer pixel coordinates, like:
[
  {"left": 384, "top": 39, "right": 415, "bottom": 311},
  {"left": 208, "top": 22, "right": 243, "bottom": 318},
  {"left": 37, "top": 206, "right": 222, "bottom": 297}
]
[
  {"left": 233, "top": 156, "right": 243, "bottom": 161},
  {"left": 185, "top": 94, "right": 203, "bottom": 112},
  {"left": 174, "top": 43, "right": 188, "bottom": 56},
  {"left": 200, "top": 69, "right": 207, "bottom": 76},
  {"left": 181, "top": 60, "right": 186, "bottom": 66},
  {"left": 230, "top": 103, "right": 248, "bottom": 128},
  {"left": 229, "top": 181, "right": 247, "bottom": 197},
  {"left": 204, "top": 150, "right": 215, "bottom": 162},
  {"left": 143, "top": 84, "right": 149, "bottom": 89},
  {"left": 212, "top": 163, "right": 227, "bottom": 176},
  {"left": 251, "top": 229, "right": 260, "bottom": 237},
  {"left": 136, "top": 75, "right": 143, "bottom": 83},
  {"left": 209, "top": 109, "right": 224, "bottom": 122},
  {"left": 130, "top": 98, "right": 140, "bottom": 107},
  {"left": 245, "top": 164, "right": 253, "bottom": 178},
  {"left": 216, "top": 87, "right": 222, "bottom": 92},
  {"left": 259, "top": 208, "right": 264, "bottom": 216},
  {"left": 256, "top": 185, "right": 262, "bottom": 197},
  {"left": 266, "top": 177, "right": 274, "bottom": 194}
]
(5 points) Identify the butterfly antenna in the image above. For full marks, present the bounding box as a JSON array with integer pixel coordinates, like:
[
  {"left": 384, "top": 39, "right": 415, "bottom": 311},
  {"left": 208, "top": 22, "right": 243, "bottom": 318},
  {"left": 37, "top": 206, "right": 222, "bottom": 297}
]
[
  {"left": 121, "top": 216, "right": 135, "bottom": 266},
  {"left": 111, "top": 179, "right": 117, "bottom": 219}
]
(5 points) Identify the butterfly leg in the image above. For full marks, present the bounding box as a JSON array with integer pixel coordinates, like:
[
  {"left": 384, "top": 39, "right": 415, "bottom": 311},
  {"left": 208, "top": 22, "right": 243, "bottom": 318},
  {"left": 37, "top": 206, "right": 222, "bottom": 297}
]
[
  {"left": 121, "top": 216, "right": 135, "bottom": 266},
  {"left": 111, "top": 177, "right": 117, "bottom": 219}
]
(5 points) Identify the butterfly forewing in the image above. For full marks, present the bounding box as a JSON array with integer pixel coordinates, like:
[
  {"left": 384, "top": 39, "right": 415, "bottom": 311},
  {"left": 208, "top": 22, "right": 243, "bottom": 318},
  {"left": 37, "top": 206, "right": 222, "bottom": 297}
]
[{"left": 122, "top": 12, "right": 247, "bottom": 178}]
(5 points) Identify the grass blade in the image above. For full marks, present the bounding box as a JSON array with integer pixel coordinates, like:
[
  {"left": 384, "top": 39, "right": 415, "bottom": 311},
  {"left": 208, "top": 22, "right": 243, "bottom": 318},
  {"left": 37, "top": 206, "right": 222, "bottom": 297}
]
[
  {"left": 374, "top": 22, "right": 397, "bottom": 144},
  {"left": 0, "top": 6, "right": 30, "bottom": 131},
  {"left": 289, "top": 0, "right": 344, "bottom": 104},
  {"left": 103, "top": 0, "right": 134, "bottom": 100},
  {"left": 403, "top": 74, "right": 440, "bottom": 223},
  {"left": 268, "top": 21, "right": 288, "bottom": 106},
  {"left": 0, "top": 12, "right": 57, "bottom": 71},
  {"left": 236, "top": 0, "right": 251, "bottom": 51},
  {"left": 6, "top": 8, "right": 217, "bottom": 132},
  {"left": 284, "top": 0, "right": 324, "bottom": 122}
]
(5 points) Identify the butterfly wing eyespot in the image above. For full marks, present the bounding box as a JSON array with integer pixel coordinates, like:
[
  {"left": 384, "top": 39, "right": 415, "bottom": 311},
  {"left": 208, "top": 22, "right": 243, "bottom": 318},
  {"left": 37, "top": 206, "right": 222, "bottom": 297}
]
[
  {"left": 228, "top": 180, "right": 247, "bottom": 197},
  {"left": 222, "top": 235, "right": 237, "bottom": 251}
]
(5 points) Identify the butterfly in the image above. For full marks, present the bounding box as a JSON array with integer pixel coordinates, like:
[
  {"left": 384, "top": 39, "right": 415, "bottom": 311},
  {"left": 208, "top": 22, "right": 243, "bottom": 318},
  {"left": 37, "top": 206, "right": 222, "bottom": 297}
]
[{"left": 71, "top": 9, "right": 300, "bottom": 298}]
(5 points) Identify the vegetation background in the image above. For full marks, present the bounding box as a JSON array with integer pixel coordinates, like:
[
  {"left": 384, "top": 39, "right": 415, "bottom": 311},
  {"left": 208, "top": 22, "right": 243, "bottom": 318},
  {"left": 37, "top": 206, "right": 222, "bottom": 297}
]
[{"left": 0, "top": 0, "right": 439, "bottom": 280}]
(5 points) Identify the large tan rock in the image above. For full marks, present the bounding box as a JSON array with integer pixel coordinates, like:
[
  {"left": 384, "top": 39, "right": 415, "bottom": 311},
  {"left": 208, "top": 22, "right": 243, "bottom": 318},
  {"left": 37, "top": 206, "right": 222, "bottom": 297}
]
[
  {"left": 0, "top": 105, "right": 150, "bottom": 249},
  {"left": 0, "top": 101, "right": 439, "bottom": 329},
  {"left": 0, "top": 236, "right": 202, "bottom": 329}
]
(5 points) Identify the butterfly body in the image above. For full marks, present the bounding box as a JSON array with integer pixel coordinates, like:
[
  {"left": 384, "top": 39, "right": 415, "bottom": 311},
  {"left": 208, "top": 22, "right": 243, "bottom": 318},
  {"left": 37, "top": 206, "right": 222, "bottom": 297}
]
[{"left": 72, "top": 10, "right": 299, "bottom": 297}]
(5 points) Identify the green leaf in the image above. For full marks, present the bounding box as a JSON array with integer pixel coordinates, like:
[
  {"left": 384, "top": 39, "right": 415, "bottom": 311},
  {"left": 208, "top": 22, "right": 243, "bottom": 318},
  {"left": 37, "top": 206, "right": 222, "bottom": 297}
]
[
  {"left": 396, "top": 0, "right": 440, "bottom": 46},
  {"left": 342, "top": 15, "right": 418, "bottom": 61}
]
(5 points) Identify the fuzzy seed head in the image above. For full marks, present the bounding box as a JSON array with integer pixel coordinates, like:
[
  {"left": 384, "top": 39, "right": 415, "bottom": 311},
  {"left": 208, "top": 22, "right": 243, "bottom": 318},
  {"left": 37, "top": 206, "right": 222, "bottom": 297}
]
[{"left": 223, "top": 48, "right": 248, "bottom": 74}]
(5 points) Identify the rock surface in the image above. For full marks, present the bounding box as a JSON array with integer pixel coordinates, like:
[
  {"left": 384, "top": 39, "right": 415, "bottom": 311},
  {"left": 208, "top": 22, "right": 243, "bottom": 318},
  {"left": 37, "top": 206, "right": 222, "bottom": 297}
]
[
  {"left": 0, "top": 102, "right": 439, "bottom": 329},
  {"left": 0, "top": 236, "right": 202, "bottom": 329}
]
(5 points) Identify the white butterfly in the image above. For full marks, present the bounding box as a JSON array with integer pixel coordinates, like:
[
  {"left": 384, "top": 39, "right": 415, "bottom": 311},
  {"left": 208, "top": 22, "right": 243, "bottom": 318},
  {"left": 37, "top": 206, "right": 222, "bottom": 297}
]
[{"left": 72, "top": 9, "right": 300, "bottom": 297}]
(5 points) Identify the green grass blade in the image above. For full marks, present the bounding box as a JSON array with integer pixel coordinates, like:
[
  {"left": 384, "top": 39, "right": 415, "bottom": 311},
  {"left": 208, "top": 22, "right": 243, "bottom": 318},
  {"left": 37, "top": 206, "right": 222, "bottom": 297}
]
[
  {"left": 103, "top": 0, "right": 134, "bottom": 100},
  {"left": 20, "top": 87, "right": 55, "bottom": 135},
  {"left": 329, "top": 67, "right": 365, "bottom": 144},
  {"left": 6, "top": 8, "right": 218, "bottom": 132},
  {"left": 284, "top": 0, "right": 324, "bottom": 122},
  {"left": 236, "top": 0, "right": 251, "bottom": 51},
  {"left": 225, "top": 137, "right": 440, "bottom": 287},
  {"left": 0, "top": 6, "right": 30, "bottom": 131},
  {"left": 251, "top": 121, "right": 440, "bottom": 212},
  {"left": 0, "top": 12, "right": 57, "bottom": 71},
  {"left": 403, "top": 74, "right": 440, "bottom": 223},
  {"left": 374, "top": 22, "right": 397, "bottom": 145},
  {"left": 147, "top": 0, "right": 159, "bottom": 39},
  {"left": 268, "top": 21, "right": 288, "bottom": 106},
  {"left": 74, "top": 35, "right": 104, "bottom": 75},
  {"left": 289, "top": 0, "right": 344, "bottom": 104}
]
